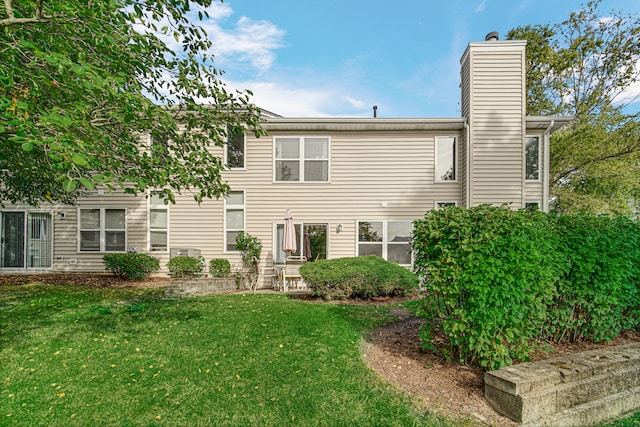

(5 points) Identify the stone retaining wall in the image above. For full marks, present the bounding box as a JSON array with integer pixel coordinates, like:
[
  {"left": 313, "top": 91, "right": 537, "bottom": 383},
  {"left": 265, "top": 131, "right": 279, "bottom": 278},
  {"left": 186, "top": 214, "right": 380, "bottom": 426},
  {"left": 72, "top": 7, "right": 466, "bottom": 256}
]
[
  {"left": 484, "top": 342, "right": 640, "bottom": 426},
  {"left": 164, "top": 277, "right": 238, "bottom": 299}
]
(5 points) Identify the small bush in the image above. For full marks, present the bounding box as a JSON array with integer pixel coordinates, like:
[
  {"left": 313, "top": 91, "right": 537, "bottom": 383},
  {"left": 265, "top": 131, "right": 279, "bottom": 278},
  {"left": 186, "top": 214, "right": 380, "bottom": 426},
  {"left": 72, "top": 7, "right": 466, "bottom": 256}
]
[
  {"left": 167, "top": 256, "right": 204, "bottom": 278},
  {"left": 103, "top": 253, "right": 160, "bottom": 280},
  {"left": 209, "top": 258, "right": 231, "bottom": 277},
  {"left": 300, "top": 256, "right": 419, "bottom": 300}
]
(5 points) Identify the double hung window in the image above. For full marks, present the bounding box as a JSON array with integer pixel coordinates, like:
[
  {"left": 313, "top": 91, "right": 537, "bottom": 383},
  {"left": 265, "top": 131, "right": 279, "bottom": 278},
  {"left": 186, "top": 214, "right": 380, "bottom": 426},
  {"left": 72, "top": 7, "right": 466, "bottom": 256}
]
[
  {"left": 357, "top": 220, "right": 412, "bottom": 266},
  {"left": 225, "top": 191, "right": 245, "bottom": 252},
  {"left": 79, "top": 208, "right": 126, "bottom": 252},
  {"left": 275, "top": 137, "right": 329, "bottom": 182},
  {"left": 149, "top": 194, "right": 168, "bottom": 252}
]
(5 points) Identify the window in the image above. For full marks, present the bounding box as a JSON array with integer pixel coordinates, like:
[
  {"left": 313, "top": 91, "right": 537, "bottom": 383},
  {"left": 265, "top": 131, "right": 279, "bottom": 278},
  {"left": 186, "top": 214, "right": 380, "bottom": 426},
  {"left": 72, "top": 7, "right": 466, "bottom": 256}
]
[
  {"left": 79, "top": 208, "right": 126, "bottom": 252},
  {"left": 357, "top": 220, "right": 412, "bottom": 266},
  {"left": 149, "top": 194, "right": 168, "bottom": 252},
  {"left": 225, "top": 191, "right": 245, "bottom": 252},
  {"left": 274, "top": 223, "right": 327, "bottom": 261},
  {"left": 226, "top": 128, "right": 245, "bottom": 169},
  {"left": 525, "top": 202, "right": 540, "bottom": 211},
  {"left": 275, "top": 137, "right": 329, "bottom": 182},
  {"left": 435, "top": 201, "right": 457, "bottom": 210},
  {"left": 526, "top": 136, "right": 540, "bottom": 181},
  {"left": 435, "top": 136, "right": 457, "bottom": 182},
  {"left": 150, "top": 131, "right": 170, "bottom": 163}
]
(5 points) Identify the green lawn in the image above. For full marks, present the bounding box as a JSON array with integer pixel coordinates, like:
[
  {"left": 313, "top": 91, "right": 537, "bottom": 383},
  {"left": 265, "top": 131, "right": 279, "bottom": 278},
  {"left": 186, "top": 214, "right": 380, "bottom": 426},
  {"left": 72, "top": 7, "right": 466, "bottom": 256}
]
[{"left": 0, "top": 284, "right": 456, "bottom": 426}]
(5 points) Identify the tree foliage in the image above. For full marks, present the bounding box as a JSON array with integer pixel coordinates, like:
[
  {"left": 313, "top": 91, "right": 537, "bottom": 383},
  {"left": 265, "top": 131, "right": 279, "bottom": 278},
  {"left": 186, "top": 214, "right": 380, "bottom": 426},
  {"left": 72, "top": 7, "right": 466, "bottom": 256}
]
[
  {"left": 0, "top": 0, "right": 264, "bottom": 206},
  {"left": 508, "top": 1, "right": 640, "bottom": 214}
]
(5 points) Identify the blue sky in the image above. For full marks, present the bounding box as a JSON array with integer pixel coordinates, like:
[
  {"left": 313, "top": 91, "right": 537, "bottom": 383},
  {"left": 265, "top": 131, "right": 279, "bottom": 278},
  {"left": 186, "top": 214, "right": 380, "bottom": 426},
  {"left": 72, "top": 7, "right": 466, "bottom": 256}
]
[{"left": 194, "top": 0, "right": 640, "bottom": 118}]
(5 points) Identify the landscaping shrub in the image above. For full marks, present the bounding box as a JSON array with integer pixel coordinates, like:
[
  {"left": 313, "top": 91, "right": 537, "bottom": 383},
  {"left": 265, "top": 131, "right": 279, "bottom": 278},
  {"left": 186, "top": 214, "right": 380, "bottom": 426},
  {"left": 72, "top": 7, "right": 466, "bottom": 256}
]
[
  {"left": 413, "top": 205, "right": 561, "bottom": 369},
  {"left": 167, "top": 256, "right": 204, "bottom": 278},
  {"left": 209, "top": 258, "right": 231, "bottom": 277},
  {"left": 300, "top": 256, "right": 419, "bottom": 300},
  {"left": 412, "top": 205, "right": 640, "bottom": 370},
  {"left": 548, "top": 214, "right": 640, "bottom": 341},
  {"left": 102, "top": 253, "right": 160, "bottom": 280}
]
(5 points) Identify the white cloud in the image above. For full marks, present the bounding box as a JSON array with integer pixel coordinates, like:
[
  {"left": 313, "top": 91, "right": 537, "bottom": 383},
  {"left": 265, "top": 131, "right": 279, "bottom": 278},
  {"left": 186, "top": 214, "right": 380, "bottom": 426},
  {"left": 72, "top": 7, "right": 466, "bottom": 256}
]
[
  {"left": 475, "top": 0, "right": 487, "bottom": 13},
  {"left": 343, "top": 96, "right": 366, "bottom": 110},
  {"left": 200, "top": 16, "right": 285, "bottom": 72}
]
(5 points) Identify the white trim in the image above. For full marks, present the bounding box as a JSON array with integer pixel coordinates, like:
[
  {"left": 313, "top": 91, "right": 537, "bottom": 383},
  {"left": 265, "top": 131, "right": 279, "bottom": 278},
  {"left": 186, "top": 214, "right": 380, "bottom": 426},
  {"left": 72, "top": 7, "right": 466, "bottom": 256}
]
[
  {"left": 77, "top": 207, "right": 128, "bottom": 253},
  {"left": 434, "top": 135, "right": 458, "bottom": 183},
  {"left": 224, "top": 190, "right": 246, "bottom": 253},
  {"left": 273, "top": 136, "right": 331, "bottom": 183}
]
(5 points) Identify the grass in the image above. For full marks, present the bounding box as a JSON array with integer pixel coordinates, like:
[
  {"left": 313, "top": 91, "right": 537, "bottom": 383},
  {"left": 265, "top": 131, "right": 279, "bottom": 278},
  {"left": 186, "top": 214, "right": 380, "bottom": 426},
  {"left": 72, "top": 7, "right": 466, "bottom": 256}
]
[{"left": 0, "top": 284, "right": 455, "bottom": 426}]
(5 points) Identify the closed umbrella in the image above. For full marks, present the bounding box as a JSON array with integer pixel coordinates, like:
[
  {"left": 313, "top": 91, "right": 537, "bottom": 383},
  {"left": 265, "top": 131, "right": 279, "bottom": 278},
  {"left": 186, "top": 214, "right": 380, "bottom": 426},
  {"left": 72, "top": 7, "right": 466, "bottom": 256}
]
[{"left": 282, "top": 209, "right": 297, "bottom": 254}]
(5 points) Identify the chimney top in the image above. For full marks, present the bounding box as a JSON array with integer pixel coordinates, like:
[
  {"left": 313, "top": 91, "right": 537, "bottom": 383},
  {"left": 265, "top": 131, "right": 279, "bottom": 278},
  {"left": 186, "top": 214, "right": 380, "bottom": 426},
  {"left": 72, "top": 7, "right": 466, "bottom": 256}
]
[{"left": 485, "top": 31, "right": 499, "bottom": 41}]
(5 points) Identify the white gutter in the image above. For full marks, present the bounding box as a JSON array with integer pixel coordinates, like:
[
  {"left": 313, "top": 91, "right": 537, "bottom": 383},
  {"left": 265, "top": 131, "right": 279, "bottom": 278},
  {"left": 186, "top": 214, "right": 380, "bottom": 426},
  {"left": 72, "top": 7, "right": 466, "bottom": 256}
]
[{"left": 543, "top": 120, "right": 554, "bottom": 212}]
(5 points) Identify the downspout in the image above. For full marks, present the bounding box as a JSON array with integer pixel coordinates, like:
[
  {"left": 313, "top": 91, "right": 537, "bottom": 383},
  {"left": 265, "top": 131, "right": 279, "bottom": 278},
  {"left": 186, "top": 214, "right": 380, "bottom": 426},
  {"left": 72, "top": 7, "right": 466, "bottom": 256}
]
[
  {"left": 542, "top": 120, "right": 554, "bottom": 212},
  {"left": 464, "top": 119, "right": 471, "bottom": 208}
]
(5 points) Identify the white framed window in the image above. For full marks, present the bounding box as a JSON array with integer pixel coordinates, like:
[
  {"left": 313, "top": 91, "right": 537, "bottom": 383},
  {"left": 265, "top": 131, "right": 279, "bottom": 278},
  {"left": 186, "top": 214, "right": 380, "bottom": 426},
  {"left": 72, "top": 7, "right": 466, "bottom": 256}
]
[
  {"left": 224, "top": 191, "right": 245, "bottom": 252},
  {"left": 273, "top": 223, "right": 328, "bottom": 261},
  {"left": 274, "top": 137, "right": 329, "bottom": 182},
  {"left": 79, "top": 208, "right": 126, "bottom": 252},
  {"left": 226, "top": 128, "right": 245, "bottom": 169},
  {"left": 148, "top": 193, "right": 169, "bottom": 252},
  {"left": 435, "top": 201, "right": 458, "bottom": 210},
  {"left": 357, "top": 220, "right": 412, "bottom": 266},
  {"left": 525, "top": 136, "right": 541, "bottom": 181},
  {"left": 435, "top": 136, "right": 457, "bottom": 182}
]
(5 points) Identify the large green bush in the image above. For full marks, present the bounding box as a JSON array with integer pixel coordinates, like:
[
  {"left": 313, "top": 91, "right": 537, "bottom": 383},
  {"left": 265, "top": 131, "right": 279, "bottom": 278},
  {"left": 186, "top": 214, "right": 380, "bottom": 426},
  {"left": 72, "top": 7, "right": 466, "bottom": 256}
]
[
  {"left": 103, "top": 253, "right": 160, "bottom": 280},
  {"left": 412, "top": 205, "right": 640, "bottom": 370},
  {"left": 167, "top": 256, "right": 204, "bottom": 278},
  {"left": 413, "top": 206, "right": 561, "bottom": 369},
  {"left": 300, "top": 256, "right": 419, "bottom": 300}
]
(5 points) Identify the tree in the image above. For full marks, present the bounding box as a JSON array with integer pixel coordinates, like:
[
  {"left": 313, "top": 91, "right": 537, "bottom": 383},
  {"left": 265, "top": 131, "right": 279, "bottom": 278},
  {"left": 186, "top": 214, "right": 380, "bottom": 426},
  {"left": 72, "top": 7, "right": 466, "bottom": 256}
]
[
  {"left": 508, "top": 1, "right": 640, "bottom": 215},
  {"left": 0, "top": 0, "right": 264, "bottom": 206}
]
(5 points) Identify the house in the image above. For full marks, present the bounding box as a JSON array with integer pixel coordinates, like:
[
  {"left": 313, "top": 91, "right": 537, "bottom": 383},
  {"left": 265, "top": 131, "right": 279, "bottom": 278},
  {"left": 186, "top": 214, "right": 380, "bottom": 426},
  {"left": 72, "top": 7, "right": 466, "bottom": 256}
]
[{"left": 0, "top": 35, "right": 571, "bottom": 287}]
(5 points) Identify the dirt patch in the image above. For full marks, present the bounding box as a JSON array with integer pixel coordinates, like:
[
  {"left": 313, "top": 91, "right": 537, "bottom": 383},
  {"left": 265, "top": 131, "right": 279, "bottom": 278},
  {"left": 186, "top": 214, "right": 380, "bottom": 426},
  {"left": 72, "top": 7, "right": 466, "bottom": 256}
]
[
  {"left": 362, "top": 308, "right": 640, "bottom": 426},
  {"left": 0, "top": 273, "right": 169, "bottom": 289}
]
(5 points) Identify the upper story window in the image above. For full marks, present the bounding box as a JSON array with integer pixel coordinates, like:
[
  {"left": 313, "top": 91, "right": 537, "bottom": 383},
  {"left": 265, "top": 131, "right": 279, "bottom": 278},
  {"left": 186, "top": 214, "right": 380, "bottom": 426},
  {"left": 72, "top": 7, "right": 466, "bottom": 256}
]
[
  {"left": 525, "top": 136, "right": 540, "bottom": 181},
  {"left": 225, "top": 191, "right": 245, "bottom": 252},
  {"left": 435, "top": 136, "right": 457, "bottom": 182},
  {"left": 275, "top": 137, "right": 329, "bottom": 182},
  {"left": 226, "top": 128, "right": 245, "bottom": 169},
  {"left": 148, "top": 193, "right": 168, "bottom": 252},
  {"left": 79, "top": 208, "right": 126, "bottom": 252}
]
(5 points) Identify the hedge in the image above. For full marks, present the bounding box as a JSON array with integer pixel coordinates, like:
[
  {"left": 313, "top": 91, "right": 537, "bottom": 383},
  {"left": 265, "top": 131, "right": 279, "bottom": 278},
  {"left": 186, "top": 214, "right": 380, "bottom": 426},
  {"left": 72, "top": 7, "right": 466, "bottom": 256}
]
[
  {"left": 412, "top": 205, "right": 640, "bottom": 370},
  {"left": 300, "top": 256, "right": 419, "bottom": 300},
  {"left": 103, "top": 253, "right": 160, "bottom": 280}
]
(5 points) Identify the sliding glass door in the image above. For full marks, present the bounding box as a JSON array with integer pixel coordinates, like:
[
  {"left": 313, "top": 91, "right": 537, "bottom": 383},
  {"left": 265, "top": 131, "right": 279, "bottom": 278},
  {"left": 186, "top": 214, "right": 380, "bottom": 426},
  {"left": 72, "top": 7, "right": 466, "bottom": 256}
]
[{"left": 0, "top": 211, "right": 52, "bottom": 269}]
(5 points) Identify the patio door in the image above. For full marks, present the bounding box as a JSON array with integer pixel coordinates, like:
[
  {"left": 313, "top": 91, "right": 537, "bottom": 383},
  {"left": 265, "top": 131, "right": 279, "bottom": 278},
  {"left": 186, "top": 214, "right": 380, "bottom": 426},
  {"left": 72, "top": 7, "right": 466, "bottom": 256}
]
[{"left": 0, "top": 211, "right": 52, "bottom": 269}]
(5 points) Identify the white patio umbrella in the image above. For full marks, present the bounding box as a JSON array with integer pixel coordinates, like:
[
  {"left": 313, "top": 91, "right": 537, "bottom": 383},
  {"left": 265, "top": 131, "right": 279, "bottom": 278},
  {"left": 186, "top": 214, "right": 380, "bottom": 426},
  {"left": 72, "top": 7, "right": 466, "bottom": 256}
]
[{"left": 282, "top": 209, "right": 297, "bottom": 254}]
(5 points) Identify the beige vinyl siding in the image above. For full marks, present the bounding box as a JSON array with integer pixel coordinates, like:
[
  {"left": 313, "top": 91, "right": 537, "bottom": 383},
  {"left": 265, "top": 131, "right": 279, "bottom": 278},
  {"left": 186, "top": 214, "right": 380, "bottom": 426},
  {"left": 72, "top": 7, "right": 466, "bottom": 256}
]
[
  {"left": 50, "top": 191, "right": 147, "bottom": 272},
  {"left": 213, "top": 129, "right": 462, "bottom": 285},
  {"left": 465, "top": 42, "right": 526, "bottom": 208}
]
